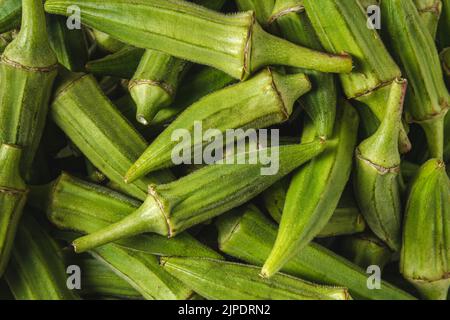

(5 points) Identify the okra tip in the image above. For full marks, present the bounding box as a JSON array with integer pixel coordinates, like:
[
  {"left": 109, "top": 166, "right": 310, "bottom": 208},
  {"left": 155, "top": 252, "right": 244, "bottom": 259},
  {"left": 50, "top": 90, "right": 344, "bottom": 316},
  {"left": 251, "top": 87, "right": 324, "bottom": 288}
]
[{"left": 129, "top": 82, "right": 172, "bottom": 125}]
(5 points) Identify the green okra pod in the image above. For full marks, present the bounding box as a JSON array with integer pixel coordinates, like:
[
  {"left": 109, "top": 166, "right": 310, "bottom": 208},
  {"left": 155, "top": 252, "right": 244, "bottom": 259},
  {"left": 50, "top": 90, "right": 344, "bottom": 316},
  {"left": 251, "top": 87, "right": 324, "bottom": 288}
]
[
  {"left": 126, "top": 68, "right": 311, "bottom": 180},
  {"left": 0, "top": 0, "right": 21, "bottom": 33},
  {"left": 0, "top": 29, "right": 16, "bottom": 53},
  {"left": 0, "top": 144, "right": 28, "bottom": 277},
  {"left": 304, "top": 0, "right": 411, "bottom": 153},
  {"left": 380, "top": 0, "right": 450, "bottom": 159},
  {"left": 85, "top": 46, "right": 145, "bottom": 79},
  {"left": 30, "top": 173, "right": 222, "bottom": 259},
  {"left": 353, "top": 78, "right": 407, "bottom": 251},
  {"left": 236, "top": 0, "right": 276, "bottom": 28},
  {"left": 72, "top": 140, "right": 326, "bottom": 252},
  {"left": 50, "top": 71, "right": 174, "bottom": 201},
  {"left": 47, "top": 15, "right": 89, "bottom": 72},
  {"left": 262, "top": 100, "right": 359, "bottom": 278},
  {"left": 413, "top": 0, "right": 443, "bottom": 38},
  {"left": 44, "top": 0, "right": 353, "bottom": 80},
  {"left": 437, "top": 0, "right": 450, "bottom": 48},
  {"left": 216, "top": 205, "right": 416, "bottom": 300},
  {"left": 88, "top": 29, "right": 126, "bottom": 53},
  {"left": 400, "top": 159, "right": 450, "bottom": 300},
  {"left": 270, "top": 0, "right": 337, "bottom": 139},
  {"left": 161, "top": 256, "right": 351, "bottom": 300},
  {"left": 4, "top": 213, "right": 79, "bottom": 300},
  {"left": 339, "top": 234, "right": 392, "bottom": 271},
  {"left": 0, "top": 0, "right": 58, "bottom": 177}
]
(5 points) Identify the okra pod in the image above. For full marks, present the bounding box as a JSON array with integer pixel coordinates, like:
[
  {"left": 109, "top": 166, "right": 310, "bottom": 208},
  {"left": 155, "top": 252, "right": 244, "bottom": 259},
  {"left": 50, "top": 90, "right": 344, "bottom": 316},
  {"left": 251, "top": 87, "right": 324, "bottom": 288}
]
[
  {"left": 413, "top": 0, "right": 443, "bottom": 38},
  {"left": 47, "top": 15, "right": 89, "bottom": 72},
  {"left": 0, "top": 0, "right": 58, "bottom": 177},
  {"left": 4, "top": 214, "right": 79, "bottom": 300},
  {"left": 216, "top": 205, "right": 416, "bottom": 300},
  {"left": 72, "top": 140, "right": 326, "bottom": 252},
  {"left": 270, "top": 0, "right": 337, "bottom": 138},
  {"left": 236, "top": 0, "right": 275, "bottom": 28},
  {"left": 380, "top": 0, "right": 450, "bottom": 159},
  {"left": 442, "top": 47, "right": 450, "bottom": 89},
  {"left": 353, "top": 78, "right": 407, "bottom": 251},
  {"left": 86, "top": 46, "right": 145, "bottom": 79},
  {"left": 0, "top": 0, "right": 21, "bottom": 33},
  {"left": 88, "top": 29, "right": 126, "bottom": 53},
  {"left": 30, "top": 173, "right": 222, "bottom": 259},
  {"left": 437, "top": 0, "right": 450, "bottom": 48},
  {"left": 50, "top": 71, "right": 174, "bottom": 201},
  {"left": 0, "top": 29, "right": 16, "bottom": 53},
  {"left": 304, "top": 0, "right": 411, "bottom": 153},
  {"left": 126, "top": 68, "right": 311, "bottom": 180},
  {"left": 339, "top": 234, "right": 392, "bottom": 271},
  {"left": 400, "top": 159, "right": 450, "bottom": 300},
  {"left": 262, "top": 100, "right": 359, "bottom": 278},
  {"left": 161, "top": 257, "right": 350, "bottom": 300},
  {"left": 45, "top": 0, "right": 353, "bottom": 80},
  {"left": 0, "top": 144, "right": 28, "bottom": 276}
]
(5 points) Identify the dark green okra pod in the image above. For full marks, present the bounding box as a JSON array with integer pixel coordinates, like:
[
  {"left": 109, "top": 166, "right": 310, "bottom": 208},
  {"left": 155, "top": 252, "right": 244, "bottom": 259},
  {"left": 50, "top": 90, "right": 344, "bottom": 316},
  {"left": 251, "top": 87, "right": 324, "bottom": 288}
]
[
  {"left": 339, "top": 234, "right": 392, "bottom": 271},
  {"left": 0, "top": 144, "right": 28, "bottom": 277},
  {"left": 161, "top": 257, "right": 351, "bottom": 300},
  {"left": 261, "top": 100, "right": 358, "bottom": 277},
  {"left": 72, "top": 141, "right": 326, "bottom": 252},
  {"left": 0, "top": 0, "right": 21, "bottom": 33},
  {"left": 413, "top": 0, "right": 442, "bottom": 38},
  {"left": 126, "top": 68, "right": 311, "bottom": 180},
  {"left": 353, "top": 78, "right": 407, "bottom": 251},
  {"left": 4, "top": 213, "right": 80, "bottom": 300},
  {"left": 50, "top": 71, "right": 174, "bottom": 201},
  {"left": 380, "top": 0, "right": 449, "bottom": 159},
  {"left": 44, "top": 0, "right": 353, "bottom": 80},
  {"left": 216, "top": 205, "right": 415, "bottom": 300},
  {"left": 304, "top": 0, "right": 411, "bottom": 153},
  {"left": 0, "top": 0, "right": 58, "bottom": 177},
  {"left": 47, "top": 15, "right": 89, "bottom": 72},
  {"left": 437, "top": 0, "right": 450, "bottom": 48},
  {"left": 269, "top": 0, "right": 337, "bottom": 139},
  {"left": 86, "top": 46, "right": 145, "bottom": 79},
  {"left": 400, "top": 159, "right": 450, "bottom": 300}
]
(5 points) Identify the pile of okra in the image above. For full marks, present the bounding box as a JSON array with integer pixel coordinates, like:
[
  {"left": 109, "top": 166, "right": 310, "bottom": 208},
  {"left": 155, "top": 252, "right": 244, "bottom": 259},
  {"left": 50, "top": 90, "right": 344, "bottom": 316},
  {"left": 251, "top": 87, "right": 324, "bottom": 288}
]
[{"left": 0, "top": 0, "right": 449, "bottom": 301}]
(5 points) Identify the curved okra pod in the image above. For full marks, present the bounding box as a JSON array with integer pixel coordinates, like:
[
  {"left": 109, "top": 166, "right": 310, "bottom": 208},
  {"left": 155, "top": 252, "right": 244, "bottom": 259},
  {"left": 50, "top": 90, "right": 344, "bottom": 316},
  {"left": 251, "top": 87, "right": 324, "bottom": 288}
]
[
  {"left": 161, "top": 256, "right": 350, "bottom": 300},
  {"left": 47, "top": 15, "right": 89, "bottom": 72},
  {"left": 401, "top": 159, "right": 450, "bottom": 300},
  {"left": 72, "top": 140, "right": 326, "bottom": 252},
  {"left": 304, "top": 0, "right": 411, "bottom": 153},
  {"left": 269, "top": 0, "right": 337, "bottom": 139},
  {"left": 216, "top": 205, "right": 416, "bottom": 300},
  {"left": 437, "top": 0, "right": 450, "bottom": 48},
  {"left": 86, "top": 46, "right": 145, "bottom": 79},
  {"left": 29, "top": 173, "right": 222, "bottom": 259},
  {"left": 0, "top": 145, "right": 28, "bottom": 277},
  {"left": 380, "top": 0, "right": 450, "bottom": 159},
  {"left": 0, "top": 0, "right": 58, "bottom": 177},
  {"left": 339, "top": 234, "right": 392, "bottom": 271},
  {"left": 4, "top": 214, "right": 80, "bottom": 300},
  {"left": 0, "top": 0, "right": 21, "bottom": 33},
  {"left": 353, "top": 78, "right": 407, "bottom": 251},
  {"left": 413, "top": 0, "right": 442, "bottom": 38},
  {"left": 44, "top": 0, "right": 353, "bottom": 80},
  {"left": 50, "top": 71, "right": 174, "bottom": 201},
  {"left": 261, "top": 100, "right": 359, "bottom": 278},
  {"left": 126, "top": 68, "right": 311, "bottom": 180}
]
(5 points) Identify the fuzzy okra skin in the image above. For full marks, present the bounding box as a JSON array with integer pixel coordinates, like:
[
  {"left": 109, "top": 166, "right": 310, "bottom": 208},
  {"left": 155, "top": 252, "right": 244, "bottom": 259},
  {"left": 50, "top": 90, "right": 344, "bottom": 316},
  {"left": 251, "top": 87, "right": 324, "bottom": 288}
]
[
  {"left": 86, "top": 46, "right": 145, "bottom": 79},
  {"left": 30, "top": 173, "right": 222, "bottom": 259},
  {"left": 353, "top": 79, "right": 407, "bottom": 252},
  {"left": 0, "top": 0, "right": 58, "bottom": 177},
  {"left": 216, "top": 206, "right": 416, "bottom": 300},
  {"left": 261, "top": 100, "right": 359, "bottom": 278},
  {"left": 4, "top": 214, "right": 80, "bottom": 300},
  {"left": 44, "top": 0, "right": 352, "bottom": 80},
  {"left": 72, "top": 141, "right": 326, "bottom": 253},
  {"left": 413, "top": 0, "right": 443, "bottom": 38},
  {"left": 270, "top": 0, "right": 337, "bottom": 139},
  {"left": 126, "top": 68, "right": 311, "bottom": 181},
  {"left": 0, "top": 145, "right": 28, "bottom": 277},
  {"left": 50, "top": 71, "right": 174, "bottom": 201},
  {"left": 400, "top": 159, "right": 450, "bottom": 300},
  {"left": 0, "top": 0, "right": 21, "bottom": 33},
  {"left": 304, "top": 0, "right": 411, "bottom": 153},
  {"left": 381, "top": 0, "right": 450, "bottom": 159},
  {"left": 161, "top": 257, "right": 350, "bottom": 300}
]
